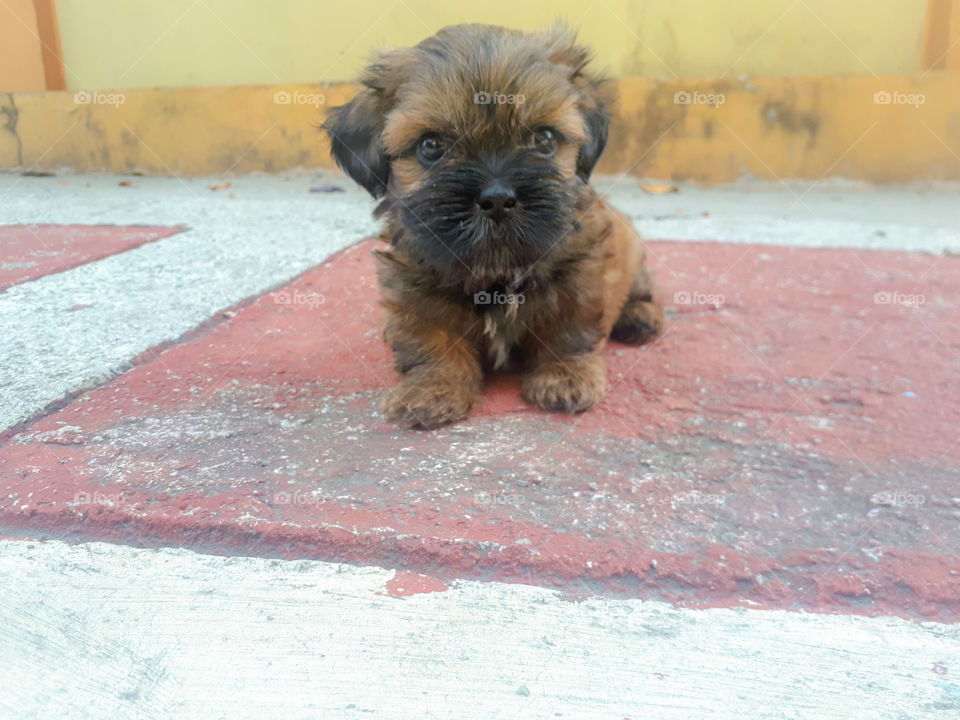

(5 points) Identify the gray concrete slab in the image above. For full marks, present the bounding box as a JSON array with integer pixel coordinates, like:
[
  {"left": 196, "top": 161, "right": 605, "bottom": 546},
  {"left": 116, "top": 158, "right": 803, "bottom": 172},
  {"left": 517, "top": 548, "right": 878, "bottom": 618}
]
[{"left": 598, "top": 176, "right": 960, "bottom": 251}]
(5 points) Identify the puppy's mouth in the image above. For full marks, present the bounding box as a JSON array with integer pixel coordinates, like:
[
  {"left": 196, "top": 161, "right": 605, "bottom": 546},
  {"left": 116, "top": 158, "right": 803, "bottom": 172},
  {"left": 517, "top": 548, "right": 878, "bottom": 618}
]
[{"left": 395, "top": 161, "right": 574, "bottom": 286}]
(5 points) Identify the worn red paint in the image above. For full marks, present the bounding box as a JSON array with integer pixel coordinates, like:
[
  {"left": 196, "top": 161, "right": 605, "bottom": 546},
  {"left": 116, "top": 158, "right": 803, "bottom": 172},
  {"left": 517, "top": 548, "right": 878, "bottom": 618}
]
[
  {"left": 1, "top": 239, "right": 958, "bottom": 620},
  {"left": 385, "top": 571, "right": 448, "bottom": 597},
  {"left": 0, "top": 224, "right": 185, "bottom": 290}
]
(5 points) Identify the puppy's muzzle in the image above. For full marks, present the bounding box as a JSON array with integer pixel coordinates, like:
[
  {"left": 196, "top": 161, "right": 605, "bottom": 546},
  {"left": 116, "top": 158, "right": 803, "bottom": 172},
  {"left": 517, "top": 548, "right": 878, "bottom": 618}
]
[{"left": 476, "top": 179, "right": 517, "bottom": 222}]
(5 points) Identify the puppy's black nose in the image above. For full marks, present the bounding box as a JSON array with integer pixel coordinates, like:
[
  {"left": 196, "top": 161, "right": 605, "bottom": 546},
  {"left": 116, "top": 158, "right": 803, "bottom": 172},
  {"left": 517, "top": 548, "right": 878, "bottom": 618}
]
[{"left": 477, "top": 181, "right": 517, "bottom": 221}]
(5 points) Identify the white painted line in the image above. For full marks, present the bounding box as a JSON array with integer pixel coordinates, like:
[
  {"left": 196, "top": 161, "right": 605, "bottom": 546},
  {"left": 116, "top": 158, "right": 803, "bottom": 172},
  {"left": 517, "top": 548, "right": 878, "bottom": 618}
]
[
  {"left": 0, "top": 539, "right": 956, "bottom": 719},
  {"left": 0, "top": 172, "right": 378, "bottom": 432}
]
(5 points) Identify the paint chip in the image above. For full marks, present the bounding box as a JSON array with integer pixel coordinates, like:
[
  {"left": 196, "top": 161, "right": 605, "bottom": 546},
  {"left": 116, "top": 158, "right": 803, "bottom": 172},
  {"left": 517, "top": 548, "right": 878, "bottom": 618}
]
[{"left": 384, "top": 571, "right": 448, "bottom": 598}]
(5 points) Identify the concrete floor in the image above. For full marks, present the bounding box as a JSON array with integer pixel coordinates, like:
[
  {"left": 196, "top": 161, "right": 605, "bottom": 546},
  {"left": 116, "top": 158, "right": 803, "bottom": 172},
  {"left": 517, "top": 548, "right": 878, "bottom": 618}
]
[
  {"left": 2, "top": 171, "right": 959, "bottom": 718},
  {"left": 2, "top": 539, "right": 958, "bottom": 720},
  {"left": 2, "top": 171, "right": 958, "bottom": 433}
]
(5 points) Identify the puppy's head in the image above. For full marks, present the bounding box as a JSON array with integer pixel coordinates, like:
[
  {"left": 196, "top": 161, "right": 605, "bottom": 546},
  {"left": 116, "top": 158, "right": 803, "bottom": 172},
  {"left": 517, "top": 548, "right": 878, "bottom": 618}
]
[{"left": 324, "top": 24, "right": 610, "bottom": 285}]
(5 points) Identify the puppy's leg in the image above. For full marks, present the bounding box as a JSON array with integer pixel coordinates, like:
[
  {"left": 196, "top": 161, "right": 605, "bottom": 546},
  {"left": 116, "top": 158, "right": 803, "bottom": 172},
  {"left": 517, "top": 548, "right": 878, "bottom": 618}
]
[
  {"left": 522, "top": 351, "right": 608, "bottom": 413},
  {"left": 611, "top": 266, "right": 664, "bottom": 345},
  {"left": 521, "top": 317, "right": 609, "bottom": 413},
  {"left": 379, "top": 314, "right": 482, "bottom": 430}
]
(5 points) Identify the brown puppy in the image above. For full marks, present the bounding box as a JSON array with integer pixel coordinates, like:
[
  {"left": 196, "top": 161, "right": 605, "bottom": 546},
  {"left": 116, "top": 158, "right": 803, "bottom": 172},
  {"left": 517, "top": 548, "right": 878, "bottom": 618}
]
[{"left": 324, "top": 24, "right": 663, "bottom": 429}]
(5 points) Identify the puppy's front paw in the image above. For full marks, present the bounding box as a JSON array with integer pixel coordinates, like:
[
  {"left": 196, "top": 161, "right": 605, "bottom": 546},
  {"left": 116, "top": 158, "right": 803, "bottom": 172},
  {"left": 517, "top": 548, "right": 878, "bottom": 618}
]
[
  {"left": 379, "top": 374, "right": 476, "bottom": 430},
  {"left": 522, "top": 355, "right": 608, "bottom": 413}
]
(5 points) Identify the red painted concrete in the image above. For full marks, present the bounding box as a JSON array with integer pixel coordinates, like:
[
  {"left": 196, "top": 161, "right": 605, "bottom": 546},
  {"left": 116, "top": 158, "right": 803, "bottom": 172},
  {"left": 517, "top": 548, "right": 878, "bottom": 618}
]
[
  {"left": 1, "top": 240, "right": 958, "bottom": 619},
  {"left": 384, "top": 571, "right": 449, "bottom": 597},
  {"left": 0, "top": 224, "right": 185, "bottom": 290}
]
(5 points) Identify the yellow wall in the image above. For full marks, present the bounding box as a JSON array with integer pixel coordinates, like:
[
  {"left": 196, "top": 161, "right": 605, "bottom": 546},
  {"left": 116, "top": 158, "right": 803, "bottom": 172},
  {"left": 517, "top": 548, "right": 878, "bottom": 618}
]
[
  {"left": 5, "top": 72, "right": 958, "bottom": 183},
  {"left": 54, "top": 0, "right": 928, "bottom": 91},
  {"left": 0, "top": 0, "right": 46, "bottom": 91},
  {"left": 6, "top": 0, "right": 955, "bottom": 185}
]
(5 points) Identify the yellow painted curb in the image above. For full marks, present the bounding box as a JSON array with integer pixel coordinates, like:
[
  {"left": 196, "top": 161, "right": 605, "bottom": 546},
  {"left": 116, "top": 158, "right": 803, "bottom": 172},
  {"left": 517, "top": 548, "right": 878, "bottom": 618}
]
[
  {"left": 2, "top": 74, "right": 958, "bottom": 184},
  {"left": 611, "top": 73, "right": 960, "bottom": 184},
  {"left": 3, "top": 84, "right": 351, "bottom": 176}
]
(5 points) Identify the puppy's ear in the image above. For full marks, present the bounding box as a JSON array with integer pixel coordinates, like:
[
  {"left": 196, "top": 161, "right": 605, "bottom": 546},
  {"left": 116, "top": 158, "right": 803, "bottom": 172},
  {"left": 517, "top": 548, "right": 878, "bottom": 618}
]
[
  {"left": 324, "top": 50, "right": 413, "bottom": 198},
  {"left": 323, "top": 88, "right": 390, "bottom": 198},
  {"left": 540, "top": 25, "right": 610, "bottom": 181},
  {"left": 574, "top": 90, "right": 610, "bottom": 181}
]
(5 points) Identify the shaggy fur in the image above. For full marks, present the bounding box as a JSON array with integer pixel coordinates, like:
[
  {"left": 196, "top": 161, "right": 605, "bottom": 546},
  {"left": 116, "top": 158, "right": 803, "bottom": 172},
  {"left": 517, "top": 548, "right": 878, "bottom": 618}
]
[{"left": 325, "top": 23, "right": 663, "bottom": 429}]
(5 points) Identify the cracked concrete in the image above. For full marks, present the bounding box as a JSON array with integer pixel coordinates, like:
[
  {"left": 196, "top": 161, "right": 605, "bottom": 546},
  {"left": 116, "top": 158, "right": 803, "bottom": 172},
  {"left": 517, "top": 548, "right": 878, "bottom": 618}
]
[{"left": 0, "top": 93, "right": 23, "bottom": 167}]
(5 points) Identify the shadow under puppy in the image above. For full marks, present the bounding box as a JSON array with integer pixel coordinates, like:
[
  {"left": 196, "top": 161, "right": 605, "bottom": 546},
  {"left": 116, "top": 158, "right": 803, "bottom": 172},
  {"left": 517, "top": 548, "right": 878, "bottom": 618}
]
[{"left": 325, "top": 23, "right": 663, "bottom": 429}]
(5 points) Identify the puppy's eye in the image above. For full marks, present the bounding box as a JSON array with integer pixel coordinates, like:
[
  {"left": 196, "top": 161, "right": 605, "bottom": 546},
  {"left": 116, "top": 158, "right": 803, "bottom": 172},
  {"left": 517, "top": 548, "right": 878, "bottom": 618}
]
[
  {"left": 417, "top": 135, "right": 446, "bottom": 165},
  {"left": 531, "top": 127, "right": 558, "bottom": 157}
]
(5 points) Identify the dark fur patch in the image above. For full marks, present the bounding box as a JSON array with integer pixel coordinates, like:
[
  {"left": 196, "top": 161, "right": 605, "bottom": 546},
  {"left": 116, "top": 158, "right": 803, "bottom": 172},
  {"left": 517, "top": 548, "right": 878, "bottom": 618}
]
[
  {"left": 390, "top": 157, "right": 573, "bottom": 287},
  {"left": 390, "top": 339, "right": 427, "bottom": 373},
  {"left": 576, "top": 100, "right": 610, "bottom": 180}
]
